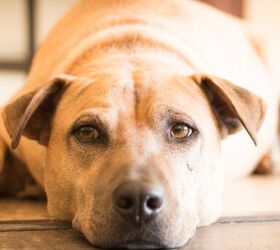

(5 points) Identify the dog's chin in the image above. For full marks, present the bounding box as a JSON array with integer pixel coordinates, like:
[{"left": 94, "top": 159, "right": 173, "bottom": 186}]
[
  {"left": 79, "top": 227, "right": 190, "bottom": 249},
  {"left": 73, "top": 211, "right": 198, "bottom": 249},
  {"left": 111, "top": 239, "right": 167, "bottom": 249},
  {"left": 91, "top": 239, "right": 185, "bottom": 250},
  {"left": 85, "top": 235, "right": 173, "bottom": 249},
  {"left": 83, "top": 231, "right": 192, "bottom": 249},
  {"left": 115, "top": 238, "right": 192, "bottom": 250}
]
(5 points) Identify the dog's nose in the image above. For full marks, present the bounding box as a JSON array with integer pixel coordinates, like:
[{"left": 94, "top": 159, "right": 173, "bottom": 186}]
[{"left": 112, "top": 181, "right": 164, "bottom": 224}]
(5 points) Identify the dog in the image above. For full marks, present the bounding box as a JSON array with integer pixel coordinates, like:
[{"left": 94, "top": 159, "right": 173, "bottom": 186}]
[{"left": 0, "top": 0, "right": 279, "bottom": 248}]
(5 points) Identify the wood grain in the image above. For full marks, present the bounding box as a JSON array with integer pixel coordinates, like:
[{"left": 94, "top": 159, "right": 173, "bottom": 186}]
[{"left": 0, "top": 216, "right": 279, "bottom": 249}]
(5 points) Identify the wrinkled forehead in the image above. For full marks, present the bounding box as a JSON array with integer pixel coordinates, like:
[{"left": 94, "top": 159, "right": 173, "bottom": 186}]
[{"left": 58, "top": 72, "right": 211, "bottom": 126}]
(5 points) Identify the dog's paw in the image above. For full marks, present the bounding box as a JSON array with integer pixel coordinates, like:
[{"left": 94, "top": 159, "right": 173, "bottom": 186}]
[
  {"left": 254, "top": 142, "right": 280, "bottom": 175},
  {"left": 254, "top": 153, "right": 273, "bottom": 175},
  {"left": 0, "top": 138, "right": 6, "bottom": 173},
  {"left": 271, "top": 141, "right": 280, "bottom": 174},
  {"left": 15, "top": 182, "right": 45, "bottom": 199}
]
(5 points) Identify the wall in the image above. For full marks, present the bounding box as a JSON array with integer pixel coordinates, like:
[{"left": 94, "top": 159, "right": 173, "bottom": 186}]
[{"left": 0, "top": 0, "right": 78, "bottom": 104}]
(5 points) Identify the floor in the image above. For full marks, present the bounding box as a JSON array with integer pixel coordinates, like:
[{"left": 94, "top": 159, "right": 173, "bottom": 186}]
[
  {"left": 0, "top": 215, "right": 279, "bottom": 249},
  {"left": 223, "top": 175, "right": 280, "bottom": 216},
  {"left": 0, "top": 176, "right": 279, "bottom": 249}
]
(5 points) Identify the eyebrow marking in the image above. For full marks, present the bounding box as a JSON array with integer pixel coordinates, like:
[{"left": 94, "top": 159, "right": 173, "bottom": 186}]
[
  {"left": 150, "top": 104, "right": 198, "bottom": 128},
  {"left": 75, "top": 84, "right": 93, "bottom": 97},
  {"left": 132, "top": 72, "right": 142, "bottom": 122},
  {"left": 72, "top": 79, "right": 97, "bottom": 99}
]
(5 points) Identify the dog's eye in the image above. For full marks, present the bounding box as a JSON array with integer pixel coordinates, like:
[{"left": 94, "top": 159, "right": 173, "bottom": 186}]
[
  {"left": 76, "top": 125, "right": 99, "bottom": 141},
  {"left": 170, "top": 124, "right": 193, "bottom": 139}
]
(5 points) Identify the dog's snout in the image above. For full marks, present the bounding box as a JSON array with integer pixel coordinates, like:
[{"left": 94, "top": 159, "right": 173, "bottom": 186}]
[{"left": 112, "top": 181, "right": 164, "bottom": 224}]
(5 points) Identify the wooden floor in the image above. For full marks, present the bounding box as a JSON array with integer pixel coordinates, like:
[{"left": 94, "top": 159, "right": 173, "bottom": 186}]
[
  {"left": 0, "top": 176, "right": 279, "bottom": 249},
  {"left": 0, "top": 215, "right": 279, "bottom": 249}
]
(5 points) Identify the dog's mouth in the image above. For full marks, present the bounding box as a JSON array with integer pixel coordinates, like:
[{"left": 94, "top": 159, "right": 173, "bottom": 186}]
[
  {"left": 107, "top": 238, "right": 166, "bottom": 249},
  {"left": 91, "top": 228, "right": 169, "bottom": 249},
  {"left": 86, "top": 224, "right": 173, "bottom": 249}
]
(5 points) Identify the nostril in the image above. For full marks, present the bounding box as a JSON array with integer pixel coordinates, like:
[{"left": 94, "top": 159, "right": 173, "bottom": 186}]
[
  {"left": 146, "top": 196, "right": 163, "bottom": 210},
  {"left": 116, "top": 196, "right": 133, "bottom": 210},
  {"left": 113, "top": 181, "right": 165, "bottom": 224}
]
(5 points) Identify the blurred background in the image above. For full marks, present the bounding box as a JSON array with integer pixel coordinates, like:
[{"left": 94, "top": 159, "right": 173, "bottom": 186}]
[{"left": 0, "top": 0, "right": 279, "bottom": 105}]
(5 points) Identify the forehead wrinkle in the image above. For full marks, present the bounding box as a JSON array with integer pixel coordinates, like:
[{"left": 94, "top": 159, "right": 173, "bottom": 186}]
[
  {"left": 117, "top": 71, "right": 159, "bottom": 160},
  {"left": 133, "top": 76, "right": 141, "bottom": 123},
  {"left": 59, "top": 80, "right": 98, "bottom": 110},
  {"left": 131, "top": 71, "right": 155, "bottom": 124},
  {"left": 70, "top": 76, "right": 130, "bottom": 109},
  {"left": 73, "top": 80, "right": 96, "bottom": 99},
  {"left": 174, "top": 76, "right": 209, "bottom": 106}
]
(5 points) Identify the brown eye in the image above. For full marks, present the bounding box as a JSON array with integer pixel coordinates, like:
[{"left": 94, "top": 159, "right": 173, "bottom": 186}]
[
  {"left": 76, "top": 125, "right": 99, "bottom": 141},
  {"left": 170, "top": 124, "right": 193, "bottom": 139}
]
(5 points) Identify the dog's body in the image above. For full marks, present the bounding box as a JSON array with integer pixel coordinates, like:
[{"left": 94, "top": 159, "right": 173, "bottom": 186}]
[{"left": 0, "top": 0, "right": 279, "bottom": 248}]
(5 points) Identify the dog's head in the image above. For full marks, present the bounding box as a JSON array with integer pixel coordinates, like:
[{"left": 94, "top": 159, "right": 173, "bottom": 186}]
[{"left": 2, "top": 71, "right": 265, "bottom": 248}]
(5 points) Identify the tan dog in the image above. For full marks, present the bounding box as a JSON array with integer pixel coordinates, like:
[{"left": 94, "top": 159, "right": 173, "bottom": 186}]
[{"left": 0, "top": 0, "right": 279, "bottom": 248}]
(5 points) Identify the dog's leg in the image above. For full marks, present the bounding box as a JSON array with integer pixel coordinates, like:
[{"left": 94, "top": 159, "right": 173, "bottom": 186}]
[
  {"left": 254, "top": 143, "right": 280, "bottom": 175},
  {"left": 271, "top": 142, "right": 280, "bottom": 174},
  {"left": 0, "top": 150, "right": 45, "bottom": 197},
  {"left": 254, "top": 118, "right": 280, "bottom": 175},
  {"left": 254, "top": 150, "right": 274, "bottom": 175},
  {"left": 0, "top": 135, "right": 9, "bottom": 194},
  {"left": 253, "top": 143, "right": 280, "bottom": 175},
  {"left": 254, "top": 104, "right": 280, "bottom": 175},
  {"left": 0, "top": 137, "right": 6, "bottom": 174},
  {"left": 247, "top": 27, "right": 280, "bottom": 175},
  {"left": 0, "top": 131, "right": 44, "bottom": 197}
]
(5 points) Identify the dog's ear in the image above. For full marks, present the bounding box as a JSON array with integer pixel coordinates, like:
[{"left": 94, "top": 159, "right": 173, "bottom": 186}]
[
  {"left": 192, "top": 74, "right": 266, "bottom": 145},
  {"left": 2, "top": 74, "right": 75, "bottom": 149}
]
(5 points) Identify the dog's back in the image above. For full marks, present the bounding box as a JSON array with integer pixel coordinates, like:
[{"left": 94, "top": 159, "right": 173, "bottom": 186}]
[{"left": 25, "top": 0, "right": 269, "bottom": 90}]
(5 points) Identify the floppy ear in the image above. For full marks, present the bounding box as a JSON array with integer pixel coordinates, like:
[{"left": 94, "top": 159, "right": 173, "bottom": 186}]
[
  {"left": 2, "top": 74, "right": 75, "bottom": 149},
  {"left": 192, "top": 74, "right": 266, "bottom": 145}
]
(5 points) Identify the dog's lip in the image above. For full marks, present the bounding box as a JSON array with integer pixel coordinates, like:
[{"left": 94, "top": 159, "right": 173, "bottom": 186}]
[
  {"left": 107, "top": 235, "right": 165, "bottom": 249},
  {"left": 117, "top": 238, "right": 165, "bottom": 249}
]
